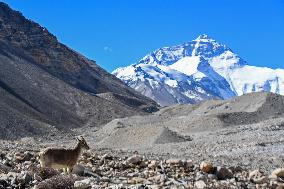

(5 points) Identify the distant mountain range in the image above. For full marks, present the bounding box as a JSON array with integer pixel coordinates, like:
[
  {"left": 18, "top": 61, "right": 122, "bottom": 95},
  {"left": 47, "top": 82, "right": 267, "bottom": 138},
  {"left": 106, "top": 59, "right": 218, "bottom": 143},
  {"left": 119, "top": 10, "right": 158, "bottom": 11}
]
[
  {"left": 113, "top": 34, "right": 284, "bottom": 106},
  {"left": 0, "top": 2, "right": 157, "bottom": 139}
]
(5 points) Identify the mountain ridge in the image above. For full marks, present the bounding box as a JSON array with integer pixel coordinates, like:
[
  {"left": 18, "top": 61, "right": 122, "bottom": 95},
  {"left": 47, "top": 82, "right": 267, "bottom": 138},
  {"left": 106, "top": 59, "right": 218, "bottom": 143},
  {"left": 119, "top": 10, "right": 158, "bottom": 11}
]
[{"left": 0, "top": 2, "right": 158, "bottom": 139}]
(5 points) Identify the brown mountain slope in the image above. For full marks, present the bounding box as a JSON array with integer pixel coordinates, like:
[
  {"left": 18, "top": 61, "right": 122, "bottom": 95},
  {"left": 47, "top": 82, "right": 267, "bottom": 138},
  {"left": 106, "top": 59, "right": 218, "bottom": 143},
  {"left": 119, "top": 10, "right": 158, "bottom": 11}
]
[{"left": 0, "top": 2, "right": 158, "bottom": 139}]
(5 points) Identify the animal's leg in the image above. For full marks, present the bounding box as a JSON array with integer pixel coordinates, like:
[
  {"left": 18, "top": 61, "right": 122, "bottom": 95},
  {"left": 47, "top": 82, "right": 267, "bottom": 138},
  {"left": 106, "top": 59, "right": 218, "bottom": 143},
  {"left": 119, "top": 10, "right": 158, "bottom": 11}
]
[
  {"left": 39, "top": 157, "right": 45, "bottom": 169},
  {"left": 39, "top": 161, "right": 43, "bottom": 168},
  {"left": 63, "top": 167, "right": 67, "bottom": 174},
  {"left": 67, "top": 167, "right": 73, "bottom": 174},
  {"left": 39, "top": 161, "right": 43, "bottom": 169},
  {"left": 66, "top": 167, "right": 70, "bottom": 174},
  {"left": 40, "top": 166, "right": 44, "bottom": 173}
]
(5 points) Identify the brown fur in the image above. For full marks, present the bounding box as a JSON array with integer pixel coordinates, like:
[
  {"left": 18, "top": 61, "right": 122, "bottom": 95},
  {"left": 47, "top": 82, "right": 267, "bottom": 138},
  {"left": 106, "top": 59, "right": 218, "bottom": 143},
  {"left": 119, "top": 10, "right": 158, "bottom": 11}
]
[{"left": 39, "top": 136, "right": 90, "bottom": 173}]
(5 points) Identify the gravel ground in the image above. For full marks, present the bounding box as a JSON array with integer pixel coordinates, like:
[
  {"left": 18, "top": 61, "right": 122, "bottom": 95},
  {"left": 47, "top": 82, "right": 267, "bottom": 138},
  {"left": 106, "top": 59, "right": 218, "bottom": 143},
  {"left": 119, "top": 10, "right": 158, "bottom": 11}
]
[{"left": 1, "top": 140, "right": 284, "bottom": 189}]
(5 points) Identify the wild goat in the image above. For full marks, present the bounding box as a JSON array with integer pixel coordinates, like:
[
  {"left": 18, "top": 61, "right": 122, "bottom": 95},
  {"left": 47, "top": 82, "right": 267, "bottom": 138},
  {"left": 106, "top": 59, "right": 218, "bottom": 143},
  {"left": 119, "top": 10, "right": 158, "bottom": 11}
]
[{"left": 38, "top": 136, "right": 90, "bottom": 174}]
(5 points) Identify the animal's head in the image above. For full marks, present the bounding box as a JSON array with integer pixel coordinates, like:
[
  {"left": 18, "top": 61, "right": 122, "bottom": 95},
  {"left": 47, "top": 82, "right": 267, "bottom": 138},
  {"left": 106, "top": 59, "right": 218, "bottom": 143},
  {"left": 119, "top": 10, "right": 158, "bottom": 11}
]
[{"left": 76, "top": 136, "right": 90, "bottom": 150}]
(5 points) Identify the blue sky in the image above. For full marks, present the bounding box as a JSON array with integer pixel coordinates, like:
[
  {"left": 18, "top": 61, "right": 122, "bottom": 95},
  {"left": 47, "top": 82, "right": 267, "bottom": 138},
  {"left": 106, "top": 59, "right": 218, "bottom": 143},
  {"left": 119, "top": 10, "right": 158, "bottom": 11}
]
[{"left": 2, "top": 0, "right": 284, "bottom": 72}]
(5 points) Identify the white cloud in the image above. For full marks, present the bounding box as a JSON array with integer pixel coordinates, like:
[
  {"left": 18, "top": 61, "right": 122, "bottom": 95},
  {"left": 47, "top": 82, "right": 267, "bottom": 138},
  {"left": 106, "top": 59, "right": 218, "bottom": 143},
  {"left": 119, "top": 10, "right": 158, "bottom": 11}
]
[{"left": 103, "top": 46, "right": 113, "bottom": 52}]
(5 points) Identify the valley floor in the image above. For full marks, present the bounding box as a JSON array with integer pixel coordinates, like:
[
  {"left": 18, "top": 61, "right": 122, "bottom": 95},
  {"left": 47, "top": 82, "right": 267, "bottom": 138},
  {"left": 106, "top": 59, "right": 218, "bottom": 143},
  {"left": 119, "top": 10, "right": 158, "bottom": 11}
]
[
  {"left": 1, "top": 92, "right": 284, "bottom": 188},
  {"left": 1, "top": 117, "right": 284, "bottom": 189}
]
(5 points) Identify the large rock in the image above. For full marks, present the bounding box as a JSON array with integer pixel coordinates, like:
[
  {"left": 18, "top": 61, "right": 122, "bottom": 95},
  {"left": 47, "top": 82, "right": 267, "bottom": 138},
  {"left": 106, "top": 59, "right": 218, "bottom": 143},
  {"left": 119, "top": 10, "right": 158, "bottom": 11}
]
[
  {"left": 215, "top": 166, "right": 233, "bottom": 180},
  {"left": 249, "top": 170, "right": 267, "bottom": 184},
  {"left": 72, "top": 164, "right": 85, "bottom": 176},
  {"left": 126, "top": 155, "right": 143, "bottom": 165},
  {"left": 271, "top": 168, "right": 284, "bottom": 181}
]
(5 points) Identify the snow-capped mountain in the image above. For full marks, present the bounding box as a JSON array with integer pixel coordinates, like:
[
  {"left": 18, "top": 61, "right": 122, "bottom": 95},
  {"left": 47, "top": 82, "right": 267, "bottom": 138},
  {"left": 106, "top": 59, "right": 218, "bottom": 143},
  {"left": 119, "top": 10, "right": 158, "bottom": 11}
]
[{"left": 113, "top": 34, "right": 284, "bottom": 106}]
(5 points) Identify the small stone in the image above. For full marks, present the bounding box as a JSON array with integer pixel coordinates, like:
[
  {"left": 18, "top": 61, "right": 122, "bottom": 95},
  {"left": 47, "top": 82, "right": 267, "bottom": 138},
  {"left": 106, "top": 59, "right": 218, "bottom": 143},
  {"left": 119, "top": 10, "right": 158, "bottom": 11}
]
[
  {"left": 7, "top": 171, "right": 20, "bottom": 179},
  {"left": 126, "top": 155, "right": 143, "bottom": 165},
  {"left": 137, "top": 184, "right": 147, "bottom": 189},
  {"left": 33, "top": 173, "right": 42, "bottom": 182},
  {"left": 74, "top": 178, "right": 93, "bottom": 189},
  {"left": 0, "top": 163, "right": 11, "bottom": 173},
  {"left": 185, "top": 159, "right": 194, "bottom": 168},
  {"left": 149, "top": 185, "right": 160, "bottom": 189},
  {"left": 91, "top": 185, "right": 101, "bottom": 189},
  {"left": 101, "top": 153, "right": 113, "bottom": 160},
  {"left": 132, "top": 177, "right": 145, "bottom": 184},
  {"left": 229, "top": 166, "right": 243, "bottom": 173},
  {"left": 195, "top": 180, "right": 207, "bottom": 189},
  {"left": 148, "top": 160, "right": 158, "bottom": 169},
  {"left": 20, "top": 171, "right": 33, "bottom": 184},
  {"left": 0, "top": 179, "right": 8, "bottom": 188},
  {"left": 247, "top": 183, "right": 256, "bottom": 189},
  {"left": 14, "top": 154, "right": 25, "bottom": 162},
  {"left": 208, "top": 174, "right": 218, "bottom": 180},
  {"left": 127, "top": 179, "right": 136, "bottom": 184},
  {"left": 14, "top": 152, "right": 33, "bottom": 163},
  {"left": 215, "top": 166, "right": 233, "bottom": 180},
  {"left": 195, "top": 172, "right": 206, "bottom": 181},
  {"left": 23, "top": 151, "right": 33, "bottom": 161},
  {"left": 152, "top": 174, "right": 168, "bottom": 183},
  {"left": 200, "top": 161, "right": 214, "bottom": 173},
  {"left": 165, "top": 159, "right": 182, "bottom": 165}
]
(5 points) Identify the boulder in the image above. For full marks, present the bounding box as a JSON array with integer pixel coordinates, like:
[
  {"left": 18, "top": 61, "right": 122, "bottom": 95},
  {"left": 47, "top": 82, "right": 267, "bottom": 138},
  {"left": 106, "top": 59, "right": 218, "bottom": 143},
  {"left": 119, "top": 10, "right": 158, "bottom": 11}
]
[
  {"left": 215, "top": 166, "right": 233, "bottom": 180},
  {"left": 271, "top": 168, "right": 284, "bottom": 181},
  {"left": 249, "top": 170, "right": 267, "bottom": 184},
  {"left": 72, "top": 164, "right": 85, "bottom": 176},
  {"left": 126, "top": 155, "right": 143, "bottom": 165},
  {"left": 200, "top": 161, "right": 214, "bottom": 173}
]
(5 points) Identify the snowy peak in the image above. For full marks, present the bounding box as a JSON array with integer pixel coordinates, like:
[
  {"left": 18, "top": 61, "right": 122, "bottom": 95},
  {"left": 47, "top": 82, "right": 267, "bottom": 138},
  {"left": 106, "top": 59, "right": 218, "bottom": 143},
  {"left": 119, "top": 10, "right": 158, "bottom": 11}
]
[
  {"left": 113, "top": 34, "right": 284, "bottom": 106},
  {"left": 194, "top": 34, "right": 215, "bottom": 42},
  {"left": 138, "top": 34, "right": 235, "bottom": 67}
]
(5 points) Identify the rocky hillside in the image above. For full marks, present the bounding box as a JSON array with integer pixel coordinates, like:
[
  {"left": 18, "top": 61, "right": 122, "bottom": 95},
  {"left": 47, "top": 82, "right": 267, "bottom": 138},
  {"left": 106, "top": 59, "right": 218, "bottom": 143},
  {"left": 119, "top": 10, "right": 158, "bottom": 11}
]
[
  {"left": 0, "top": 2, "right": 158, "bottom": 139},
  {"left": 113, "top": 34, "right": 284, "bottom": 106},
  {"left": 83, "top": 92, "right": 284, "bottom": 174},
  {"left": 91, "top": 92, "right": 284, "bottom": 148}
]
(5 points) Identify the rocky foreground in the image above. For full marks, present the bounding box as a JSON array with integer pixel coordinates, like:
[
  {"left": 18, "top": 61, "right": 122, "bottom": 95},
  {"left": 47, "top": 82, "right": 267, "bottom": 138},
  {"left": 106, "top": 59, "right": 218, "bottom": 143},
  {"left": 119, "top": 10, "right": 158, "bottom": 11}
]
[
  {"left": 1, "top": 140, "right": 284, "bottom": 189},
  {"left": 1, "top": 93, "right": 284, "bottom": 189}
]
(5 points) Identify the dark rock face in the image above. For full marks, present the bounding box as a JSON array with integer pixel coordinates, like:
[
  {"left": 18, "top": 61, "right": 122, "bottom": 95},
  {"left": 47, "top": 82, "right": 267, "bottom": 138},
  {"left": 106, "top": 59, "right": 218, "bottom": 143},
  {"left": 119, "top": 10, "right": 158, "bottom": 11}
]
[{"left": 0, "top": 2, "right": 158, "bottom": 139}]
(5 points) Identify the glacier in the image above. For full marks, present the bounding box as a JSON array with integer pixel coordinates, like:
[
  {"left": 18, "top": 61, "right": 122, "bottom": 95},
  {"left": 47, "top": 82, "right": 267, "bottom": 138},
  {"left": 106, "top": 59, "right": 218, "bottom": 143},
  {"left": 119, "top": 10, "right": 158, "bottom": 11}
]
[{"left": 113, "top": 34, "right": 284, "bottom": 106}]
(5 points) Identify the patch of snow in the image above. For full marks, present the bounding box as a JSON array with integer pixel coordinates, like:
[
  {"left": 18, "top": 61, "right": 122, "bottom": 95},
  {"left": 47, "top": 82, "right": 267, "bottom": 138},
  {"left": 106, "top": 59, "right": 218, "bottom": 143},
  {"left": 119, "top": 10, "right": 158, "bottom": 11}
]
[{"left": 169, "top": 56, "right": 201, "bottom": 76}]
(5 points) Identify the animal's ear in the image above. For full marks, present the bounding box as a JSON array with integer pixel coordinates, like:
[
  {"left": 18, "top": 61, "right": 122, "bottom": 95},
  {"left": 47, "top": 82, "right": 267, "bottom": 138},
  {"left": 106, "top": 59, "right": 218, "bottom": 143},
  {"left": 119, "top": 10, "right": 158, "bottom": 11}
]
[
  {"left": 80, "top": 136, "right": 85, "bottom": 141},
  {"left": 75, "top": 137, "right": 81, "bottom": 141}
]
